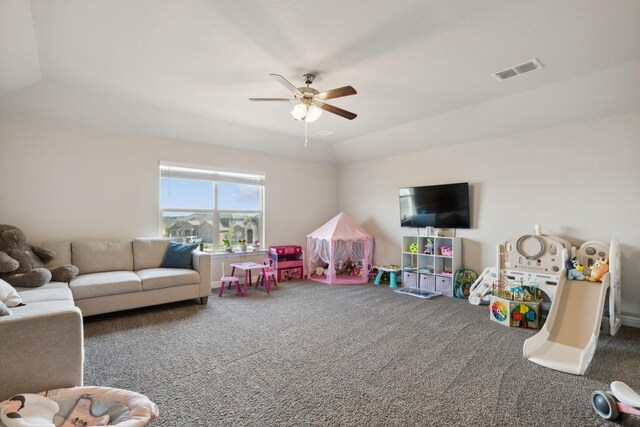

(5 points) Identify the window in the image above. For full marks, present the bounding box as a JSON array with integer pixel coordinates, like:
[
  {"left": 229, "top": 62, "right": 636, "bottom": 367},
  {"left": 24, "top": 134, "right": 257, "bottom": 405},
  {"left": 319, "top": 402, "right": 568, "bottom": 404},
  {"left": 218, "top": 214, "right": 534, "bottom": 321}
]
[{"left": 159, "top": 163, "right": 264, "bottom": 252}]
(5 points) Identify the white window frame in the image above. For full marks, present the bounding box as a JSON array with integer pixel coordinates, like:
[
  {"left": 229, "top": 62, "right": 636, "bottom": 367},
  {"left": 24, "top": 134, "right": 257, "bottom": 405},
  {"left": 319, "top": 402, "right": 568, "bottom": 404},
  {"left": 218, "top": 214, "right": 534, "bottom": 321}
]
[{"left": 159, "top": 162, "right": 265, "bottom": 252}]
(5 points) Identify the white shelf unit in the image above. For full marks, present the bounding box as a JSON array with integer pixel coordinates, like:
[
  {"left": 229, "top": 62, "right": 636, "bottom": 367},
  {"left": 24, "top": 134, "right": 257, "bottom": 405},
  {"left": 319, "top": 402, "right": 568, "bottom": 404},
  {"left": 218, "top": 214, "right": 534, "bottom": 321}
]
[{"left": 401, "top": 235, "right": 462, "bottom": 297}]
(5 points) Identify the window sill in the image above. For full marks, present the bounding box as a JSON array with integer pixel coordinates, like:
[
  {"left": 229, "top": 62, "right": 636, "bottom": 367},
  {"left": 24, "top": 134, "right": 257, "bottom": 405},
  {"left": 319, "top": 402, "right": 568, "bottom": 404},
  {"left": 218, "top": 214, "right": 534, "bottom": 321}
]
[{"left": 208, "top": 250, "right": 269, "bottom": 259}]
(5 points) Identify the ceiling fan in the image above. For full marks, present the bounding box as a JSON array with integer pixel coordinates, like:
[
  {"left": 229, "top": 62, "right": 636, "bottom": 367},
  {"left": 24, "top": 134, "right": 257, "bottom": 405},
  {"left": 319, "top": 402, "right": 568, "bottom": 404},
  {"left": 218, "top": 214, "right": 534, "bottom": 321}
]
[{"left": 250, "top": 73, "right": 357, "bottom": 145}]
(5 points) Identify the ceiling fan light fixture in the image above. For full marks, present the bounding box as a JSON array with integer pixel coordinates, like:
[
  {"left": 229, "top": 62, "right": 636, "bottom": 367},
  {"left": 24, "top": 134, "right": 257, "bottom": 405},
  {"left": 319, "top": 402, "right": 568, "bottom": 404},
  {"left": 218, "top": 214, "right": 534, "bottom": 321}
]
[
  {"left": 291, "top": 103, "right": 307, "bottom": 121},
  {"left": 305, "top": 104, "right": 323, "bottom": 123},
  {"left": 290, "top": 103, "right": 322, "bottom": 122}
]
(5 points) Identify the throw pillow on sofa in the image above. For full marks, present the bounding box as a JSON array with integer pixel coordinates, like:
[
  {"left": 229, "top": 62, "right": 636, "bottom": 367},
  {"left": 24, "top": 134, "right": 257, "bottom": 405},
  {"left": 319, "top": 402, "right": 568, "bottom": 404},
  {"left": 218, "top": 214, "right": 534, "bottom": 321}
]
[{"left": 160, "top": 242, "right": 199, "bottom": 269}]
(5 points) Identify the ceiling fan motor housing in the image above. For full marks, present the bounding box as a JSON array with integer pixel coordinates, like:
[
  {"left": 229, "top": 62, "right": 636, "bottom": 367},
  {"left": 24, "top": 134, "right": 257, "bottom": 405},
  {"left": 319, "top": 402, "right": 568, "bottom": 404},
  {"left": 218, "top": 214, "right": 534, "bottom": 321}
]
[{"left": 303, "top": 73, "right": 316, "bottom": 85}]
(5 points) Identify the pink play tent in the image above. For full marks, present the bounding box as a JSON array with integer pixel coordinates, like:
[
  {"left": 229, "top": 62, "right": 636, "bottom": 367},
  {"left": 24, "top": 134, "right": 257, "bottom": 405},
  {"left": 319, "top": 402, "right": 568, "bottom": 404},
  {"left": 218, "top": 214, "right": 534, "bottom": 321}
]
[{"left": 307, "top": 212, "right": 374, "bottom": 285}]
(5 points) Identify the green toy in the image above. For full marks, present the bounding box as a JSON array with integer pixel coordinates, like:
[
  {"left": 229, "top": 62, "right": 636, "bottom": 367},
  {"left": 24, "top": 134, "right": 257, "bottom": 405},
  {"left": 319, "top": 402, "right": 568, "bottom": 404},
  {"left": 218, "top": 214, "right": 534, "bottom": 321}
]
[{"left": 453, "top": 269, "right": 478, "bottom": 298}]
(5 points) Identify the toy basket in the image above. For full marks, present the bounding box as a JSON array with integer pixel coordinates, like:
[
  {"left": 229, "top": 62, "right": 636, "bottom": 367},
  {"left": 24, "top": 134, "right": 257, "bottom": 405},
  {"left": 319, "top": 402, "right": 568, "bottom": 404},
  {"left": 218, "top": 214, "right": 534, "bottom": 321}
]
[
  {"left": 403, "top": 271, "right": 418, "bottom": 288},
  {"left": 419, "top": 273, "right": 436, "bottom": 291}
]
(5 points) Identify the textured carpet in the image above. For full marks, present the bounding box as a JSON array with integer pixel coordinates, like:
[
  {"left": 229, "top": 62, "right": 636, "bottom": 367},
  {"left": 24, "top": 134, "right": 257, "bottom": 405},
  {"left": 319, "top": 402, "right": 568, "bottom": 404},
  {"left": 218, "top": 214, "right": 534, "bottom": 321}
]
[{"left": 83, "top": 282, "right": 640, "bottom": 427}]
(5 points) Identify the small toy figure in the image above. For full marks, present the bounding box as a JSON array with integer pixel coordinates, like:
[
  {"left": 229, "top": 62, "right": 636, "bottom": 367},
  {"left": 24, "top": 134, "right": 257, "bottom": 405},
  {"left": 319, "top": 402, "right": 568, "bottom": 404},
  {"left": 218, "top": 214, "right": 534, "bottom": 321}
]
[
  {"left": 409, "top": 242, "right": 418, "bottom": 253},
  {"left": 587, "top": 257, "right": 609, "bottom": 282},
  {"left": 566, "top": 257, "right": 586, "bottom": 280},
  {"left": 424, "top": 239, "right": 434, "bottom": 255},
  {"left": 512, "top": 286, "right": 525, "bottom": 302}
]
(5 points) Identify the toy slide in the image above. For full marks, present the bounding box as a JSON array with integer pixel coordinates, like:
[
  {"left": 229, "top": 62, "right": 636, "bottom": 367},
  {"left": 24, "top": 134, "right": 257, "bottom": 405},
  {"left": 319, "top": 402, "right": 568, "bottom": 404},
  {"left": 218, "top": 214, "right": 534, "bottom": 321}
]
[
  {"left": 523, "top": 240, "right": 621, "bottom": 375},
  {"left": 523, "top": 276, "right": 608, "bottom": 375}
]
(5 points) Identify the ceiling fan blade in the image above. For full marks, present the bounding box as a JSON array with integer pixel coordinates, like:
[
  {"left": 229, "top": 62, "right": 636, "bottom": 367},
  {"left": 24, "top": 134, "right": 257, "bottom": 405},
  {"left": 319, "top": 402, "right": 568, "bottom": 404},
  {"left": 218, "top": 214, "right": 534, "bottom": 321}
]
[
  {"left": 316, "top": 86, "right": 357, "bottom": 101},
  {"left": 317, "top": 102, "right": 357, "bottom": 120},
  {"left": 270, "top": 74, "right": 302, "bottom": 96},
  {"left": 249, "top": 98, "right": 295, "bottom": 101}
]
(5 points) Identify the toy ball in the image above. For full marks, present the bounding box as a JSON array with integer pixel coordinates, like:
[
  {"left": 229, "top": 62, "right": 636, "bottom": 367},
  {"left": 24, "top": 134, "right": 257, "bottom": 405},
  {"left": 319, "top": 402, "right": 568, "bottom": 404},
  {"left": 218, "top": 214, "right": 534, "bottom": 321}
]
[{"left": 409, "top": 242, "right": 418, "bottom": 253}]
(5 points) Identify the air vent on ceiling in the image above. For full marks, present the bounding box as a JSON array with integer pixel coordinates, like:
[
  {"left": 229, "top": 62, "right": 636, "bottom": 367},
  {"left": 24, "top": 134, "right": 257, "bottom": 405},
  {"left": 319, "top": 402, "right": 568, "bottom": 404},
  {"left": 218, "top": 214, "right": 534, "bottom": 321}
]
[{"left": 492, "top": 58, "right": 543, "bottom": 81}]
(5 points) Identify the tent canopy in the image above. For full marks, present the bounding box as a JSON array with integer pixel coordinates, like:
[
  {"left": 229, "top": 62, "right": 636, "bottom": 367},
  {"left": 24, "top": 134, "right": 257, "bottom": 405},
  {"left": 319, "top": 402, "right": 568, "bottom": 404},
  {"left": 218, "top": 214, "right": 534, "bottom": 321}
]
[
  {"left": 307, "top": 212, "right": 374, "bottom": 285},
  {"left": 307, "top": 212, "right": 373, "bottom": 242}
]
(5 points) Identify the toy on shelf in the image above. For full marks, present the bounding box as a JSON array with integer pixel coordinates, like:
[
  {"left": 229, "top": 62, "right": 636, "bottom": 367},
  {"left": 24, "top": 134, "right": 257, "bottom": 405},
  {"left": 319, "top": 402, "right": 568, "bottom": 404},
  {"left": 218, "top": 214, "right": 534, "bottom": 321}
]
[
  {"left": 592, "top": 381, "right": 640, "bottom": 420},
  {"left": 440, "top": 246, "right": 453, "bottom": 256},
  {"left": 566, "top": 257, "right": 585, "bottom": 280},
  {"left": 409, "top": 242, "right": 418, "bottom": 253},
  {"left": 424, "top": 238, "right": 434, "bottom": 255}
]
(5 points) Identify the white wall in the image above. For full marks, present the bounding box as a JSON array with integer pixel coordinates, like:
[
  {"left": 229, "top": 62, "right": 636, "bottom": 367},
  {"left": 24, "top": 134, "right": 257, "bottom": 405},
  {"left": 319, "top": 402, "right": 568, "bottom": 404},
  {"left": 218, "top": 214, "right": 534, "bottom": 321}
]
[
  {"left": 0, "top": 114, "right": 339, "bottom": 280},
  {"left": 338, "top": 111, "right": 640, "bottom": 321}
]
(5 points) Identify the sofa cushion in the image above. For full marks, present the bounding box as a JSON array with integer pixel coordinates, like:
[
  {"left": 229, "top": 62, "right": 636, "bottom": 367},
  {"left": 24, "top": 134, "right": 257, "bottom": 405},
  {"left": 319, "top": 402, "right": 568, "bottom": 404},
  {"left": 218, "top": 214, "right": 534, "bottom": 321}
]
[
  {"left": 160, "top": 242, "right": 198, "bottom": 269},
  {"left": 15, "top": 281, "right": 73, "bottom": 303},
  {"left": 72, "top": 240, "right": 134, "bottom": 274},
  {"left": 31, "top": 241, "right": 72, "bottom": 269},
  {"left": 136, "top": 268, "right": 200, "bottom": 291},
  {"left": 133, "top": 238, "right": 172, "bottom": 271},
  {"left": 9, "top": 299, "right": 76, "bottom": 316},
  {"left": 70, "top": 271, "right": 141, "bottom": 300}
]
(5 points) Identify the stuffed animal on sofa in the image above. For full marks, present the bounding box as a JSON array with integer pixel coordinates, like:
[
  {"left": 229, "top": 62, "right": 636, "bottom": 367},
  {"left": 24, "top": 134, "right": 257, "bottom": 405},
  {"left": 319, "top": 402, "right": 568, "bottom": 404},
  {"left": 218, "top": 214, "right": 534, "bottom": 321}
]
[{"left": 0, "top": 225, "right": 79, "bottom": 288}]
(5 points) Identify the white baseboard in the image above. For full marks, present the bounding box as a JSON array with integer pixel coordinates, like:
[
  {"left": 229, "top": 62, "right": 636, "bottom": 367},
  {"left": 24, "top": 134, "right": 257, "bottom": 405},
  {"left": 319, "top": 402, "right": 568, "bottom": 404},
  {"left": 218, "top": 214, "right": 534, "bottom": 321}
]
[{"left": 621, "top": 315, "right": 640, "bottom": 329}]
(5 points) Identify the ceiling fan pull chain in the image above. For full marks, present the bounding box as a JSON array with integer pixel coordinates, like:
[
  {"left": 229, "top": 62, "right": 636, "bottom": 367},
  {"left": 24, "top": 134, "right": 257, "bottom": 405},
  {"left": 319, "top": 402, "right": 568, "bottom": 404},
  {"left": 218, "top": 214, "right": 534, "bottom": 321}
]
[{"left": 304, "top": 119, "right": 308, "bottom": 147}]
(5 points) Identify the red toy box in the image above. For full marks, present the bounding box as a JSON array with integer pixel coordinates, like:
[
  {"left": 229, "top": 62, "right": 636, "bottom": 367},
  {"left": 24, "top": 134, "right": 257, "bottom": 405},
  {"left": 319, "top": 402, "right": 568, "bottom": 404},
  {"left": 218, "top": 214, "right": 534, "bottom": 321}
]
[{"left": 269, "top": 245, "right": 304, "bottom": 282}]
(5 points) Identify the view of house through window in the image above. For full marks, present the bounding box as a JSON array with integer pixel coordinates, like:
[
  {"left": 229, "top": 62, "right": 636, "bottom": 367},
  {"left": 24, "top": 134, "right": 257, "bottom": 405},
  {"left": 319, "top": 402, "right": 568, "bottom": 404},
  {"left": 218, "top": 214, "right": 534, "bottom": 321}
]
[{"left": 159, "top": 163, "right": 264, "bottom": 252}]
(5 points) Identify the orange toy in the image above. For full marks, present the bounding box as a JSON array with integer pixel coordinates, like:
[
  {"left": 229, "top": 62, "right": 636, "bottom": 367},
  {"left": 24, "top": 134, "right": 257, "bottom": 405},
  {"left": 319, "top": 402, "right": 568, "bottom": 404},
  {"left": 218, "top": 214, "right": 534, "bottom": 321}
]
[{"left": 587, "top": 257, "right": 609, "bottom": 282}]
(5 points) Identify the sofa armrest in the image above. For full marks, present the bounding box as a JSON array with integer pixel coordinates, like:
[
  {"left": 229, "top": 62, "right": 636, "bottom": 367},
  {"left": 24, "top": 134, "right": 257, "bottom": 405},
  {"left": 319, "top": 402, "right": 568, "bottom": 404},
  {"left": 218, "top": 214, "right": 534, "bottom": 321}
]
[
  {"left": 192, "top": 250, "right": 212, "bottom": 299},
  {"left": 0, "top": 307, "right": 84, "bottom": 401}
]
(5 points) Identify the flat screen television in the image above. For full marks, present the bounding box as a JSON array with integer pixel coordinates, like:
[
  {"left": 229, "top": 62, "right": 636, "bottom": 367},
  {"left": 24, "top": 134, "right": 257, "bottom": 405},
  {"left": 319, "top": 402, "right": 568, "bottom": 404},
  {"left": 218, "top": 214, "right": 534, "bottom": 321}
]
[{"left": 399, "top": 182, "right": 471, "bottom": 229}]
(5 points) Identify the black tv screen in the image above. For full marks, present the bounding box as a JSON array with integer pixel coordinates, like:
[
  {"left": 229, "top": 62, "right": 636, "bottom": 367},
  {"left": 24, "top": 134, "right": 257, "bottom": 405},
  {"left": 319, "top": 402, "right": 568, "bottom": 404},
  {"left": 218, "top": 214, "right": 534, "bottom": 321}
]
[{"left": 399, "top": 182, "right": 471, "bottom": 229}]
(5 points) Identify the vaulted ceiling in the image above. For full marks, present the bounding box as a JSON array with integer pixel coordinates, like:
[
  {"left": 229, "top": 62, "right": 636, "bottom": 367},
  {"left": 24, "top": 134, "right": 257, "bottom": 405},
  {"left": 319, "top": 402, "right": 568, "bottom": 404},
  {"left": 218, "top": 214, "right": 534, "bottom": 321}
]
[{"left": 1, "top": 0, "right": 639, "bottom": 163}]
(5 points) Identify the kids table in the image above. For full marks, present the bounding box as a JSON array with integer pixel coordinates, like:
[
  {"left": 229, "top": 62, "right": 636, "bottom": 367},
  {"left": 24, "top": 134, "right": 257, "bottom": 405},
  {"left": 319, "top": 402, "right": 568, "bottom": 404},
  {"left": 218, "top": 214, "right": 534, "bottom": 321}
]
[
  {"left": 373, "top": 266, "right": 402, "bottom": 288},
  {"left": 229, "top": 262, "right": 271, "bottom": 296}
]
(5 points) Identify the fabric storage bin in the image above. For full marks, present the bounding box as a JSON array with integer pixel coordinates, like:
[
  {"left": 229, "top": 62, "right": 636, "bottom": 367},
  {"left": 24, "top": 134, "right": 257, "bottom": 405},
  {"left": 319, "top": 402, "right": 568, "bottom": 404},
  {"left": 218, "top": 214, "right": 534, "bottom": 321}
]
[
  {"left": 277, "top": 266, "right": 303, "bottom": 282},
  {"left": 436, "top": 275, "right": 453, "bottom": 296},
  {"left": 419, "top": 273, "right": 435, "bottom": 291},
  {"left": 403, "top": 271, "right": 417, "bottom": 288}
]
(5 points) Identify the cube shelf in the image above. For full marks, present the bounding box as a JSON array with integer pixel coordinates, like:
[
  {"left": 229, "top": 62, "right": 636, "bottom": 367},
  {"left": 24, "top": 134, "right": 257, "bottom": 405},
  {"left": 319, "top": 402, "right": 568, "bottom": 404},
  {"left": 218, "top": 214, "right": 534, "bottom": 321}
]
[{"left": 401, "top": 235, "right": 462, "bottom": 297}]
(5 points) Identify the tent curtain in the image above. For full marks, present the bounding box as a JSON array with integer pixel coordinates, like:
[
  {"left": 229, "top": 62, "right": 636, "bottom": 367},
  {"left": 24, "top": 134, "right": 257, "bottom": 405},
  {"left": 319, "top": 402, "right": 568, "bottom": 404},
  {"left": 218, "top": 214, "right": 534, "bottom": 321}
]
[
  {"left": 308, "top": 237, "right": 331, "bottom": 264},
  {"left": 308, "top": 238, "right": 372, "bottom": 272},
  {"left": 332, "top": 240, "right": 352, "bottom": 270}
]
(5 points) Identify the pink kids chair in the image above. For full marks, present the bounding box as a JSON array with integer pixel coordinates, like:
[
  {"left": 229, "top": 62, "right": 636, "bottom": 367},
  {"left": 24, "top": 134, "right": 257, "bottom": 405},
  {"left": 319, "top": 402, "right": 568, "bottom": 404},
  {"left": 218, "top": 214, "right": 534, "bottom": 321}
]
[
  {"left": 218, "top": 262, "right": 240, "bottom": 297},
  {"left": 255, "top": 258, "right": 277, "bottom": 291}
]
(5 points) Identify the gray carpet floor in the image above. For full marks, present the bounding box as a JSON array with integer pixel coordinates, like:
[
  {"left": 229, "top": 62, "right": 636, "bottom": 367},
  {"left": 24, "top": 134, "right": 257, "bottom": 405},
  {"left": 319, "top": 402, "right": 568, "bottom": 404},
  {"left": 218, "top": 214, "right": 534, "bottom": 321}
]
[{"left": 83, "top": 281, "right": 640, "bottom": 427}]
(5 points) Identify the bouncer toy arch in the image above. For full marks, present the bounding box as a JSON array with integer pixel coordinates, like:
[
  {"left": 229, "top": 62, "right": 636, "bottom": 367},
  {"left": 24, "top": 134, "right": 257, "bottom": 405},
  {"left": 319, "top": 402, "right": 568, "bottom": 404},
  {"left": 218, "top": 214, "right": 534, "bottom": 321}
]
[{"left": 468, "top": 225, "right": 570, "bottom": 305}]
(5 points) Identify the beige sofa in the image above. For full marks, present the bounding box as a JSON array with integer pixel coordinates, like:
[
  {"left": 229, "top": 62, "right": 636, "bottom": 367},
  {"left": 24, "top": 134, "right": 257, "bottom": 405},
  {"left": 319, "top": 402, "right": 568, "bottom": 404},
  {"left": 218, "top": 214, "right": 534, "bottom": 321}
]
[{"left": 0, "top": 237, "right": 212, "bottom": 400}]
